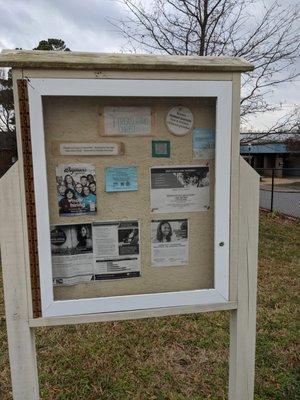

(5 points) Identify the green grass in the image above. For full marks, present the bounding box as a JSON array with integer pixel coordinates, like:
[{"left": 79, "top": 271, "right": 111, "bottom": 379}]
[
  {"left": 275, "top": 182, "right": 300, "bottom": 191},
  {"left": 0, "top": 212, "right": 299, "bottom": 399}
]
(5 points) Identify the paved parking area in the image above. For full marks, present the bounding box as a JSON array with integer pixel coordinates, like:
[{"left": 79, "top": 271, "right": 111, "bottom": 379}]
[{"left": 260, "top": 189, "right": 300, "bottom": 218}]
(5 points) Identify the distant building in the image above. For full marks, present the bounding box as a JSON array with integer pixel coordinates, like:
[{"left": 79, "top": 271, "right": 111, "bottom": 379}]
[{"left": 240, "top": 132, "right": 300, "bottom": 177}]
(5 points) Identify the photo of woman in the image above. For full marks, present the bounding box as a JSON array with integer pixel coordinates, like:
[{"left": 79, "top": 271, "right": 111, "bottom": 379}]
[
  {"left": 156, "top": 221, "right": 172, "bottom": 242},
  {"left": 76, "top": 225, "right": 92, "bottom": 250},
  {"left": 74, "top": 183, "right": 84, "bottom": 200},
  {"left": 64, "top": 174, "right": 76, "bottom": 190}
]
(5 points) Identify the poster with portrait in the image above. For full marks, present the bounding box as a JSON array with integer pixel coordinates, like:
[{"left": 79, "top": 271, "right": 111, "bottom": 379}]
[
  {"left": 92, "top": 220, "right": 141, "bottom": 280},
  {"left": 150, "top": 166, "right": 210, "bottom": 213},
  {"left": 56, "top": 164, "right": 97, "bottom": 216},
  {"left": 51, "top": 223, "right": 94, "bottom": 285},
  {"left": 151, "top": 219, "right": 188, "bottom": 266}
]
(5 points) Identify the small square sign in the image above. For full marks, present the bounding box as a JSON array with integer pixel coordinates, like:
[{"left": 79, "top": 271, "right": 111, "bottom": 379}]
[{"left": 152, "top": 140, "right": 171, "bottom": 158}]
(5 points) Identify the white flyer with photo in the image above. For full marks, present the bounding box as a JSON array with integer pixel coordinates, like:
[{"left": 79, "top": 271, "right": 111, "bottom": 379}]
[
  {"left": 50, "top": 223, "right": 94, "bottom": 285},
  {"left": 150, "top": 166, "right": 210, "bottom": 213},
  {"left": 103, "top": 106, "right": 152, "bottom": 136},
  {"left": 92, "top": 220, "right": 141, "bottom": 280},
  {"left": 151, "top": 219, "right": 188, "bottom": 266}
]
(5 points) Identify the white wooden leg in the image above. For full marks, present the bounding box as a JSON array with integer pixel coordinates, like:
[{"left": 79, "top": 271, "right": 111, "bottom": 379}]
[
  {"left": 228, "top": 158, "right": 259, "bottom": 400},
  {"left": 0, "top": 163, "right": 39, "bottom": 399}
]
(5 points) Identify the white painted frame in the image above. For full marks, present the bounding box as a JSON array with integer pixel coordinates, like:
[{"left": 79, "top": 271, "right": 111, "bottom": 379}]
[{"left": 27, "top": 78, "right": 232, "bottom": 317}]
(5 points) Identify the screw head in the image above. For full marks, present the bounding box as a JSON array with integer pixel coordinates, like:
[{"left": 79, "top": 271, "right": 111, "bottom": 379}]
[{"left": 219, "top": 242, "right": 225, "bottom": 247}]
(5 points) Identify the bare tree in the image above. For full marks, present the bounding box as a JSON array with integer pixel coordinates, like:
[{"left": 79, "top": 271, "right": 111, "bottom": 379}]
[
  {"left": 111, "top": 0, "right": 299, "bottom": 133},
  {"left": 0, "top": 69, "right": 15, "bottom": 135},
  {"left": 0, "top": 39, "right": 71, "bottom": 175}
]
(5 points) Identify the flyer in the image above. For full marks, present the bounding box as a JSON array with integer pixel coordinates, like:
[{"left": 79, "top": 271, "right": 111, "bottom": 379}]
[
  {"left": 105, "top": 166, "right": 138, "bottom": 192},
  {"left": 51, "top": 224, "right": 94, "bottom": 285},
  {"left": 193, "top": 128, "right": 215, "bottom": 159},
  {"left": 151, "top": 219, "right": 188, "bottom": 266},
  {"left": 51, "top": 221, "right": 141, "bottom": 285},
  {"left": 103, "top": 106, "right": 152, "bottom": 136},
  {"left": 150, "top": 166, "right": 210, "bottom": 213},
  {"left": 56, "top": 163, "right": 97, "bottom": 216},
  {"left": 93, "top": 220, "right": 141, "bottom": 280}
]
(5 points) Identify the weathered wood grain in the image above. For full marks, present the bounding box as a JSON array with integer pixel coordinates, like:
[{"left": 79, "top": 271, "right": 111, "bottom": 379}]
[{"left": 0, "top": 49, "right": 254, "bottom": 72}]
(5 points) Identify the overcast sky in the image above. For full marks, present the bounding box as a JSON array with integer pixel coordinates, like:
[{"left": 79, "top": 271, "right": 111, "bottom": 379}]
[{"left": 0, "top": 0, "right": 298, "bottom": 131}]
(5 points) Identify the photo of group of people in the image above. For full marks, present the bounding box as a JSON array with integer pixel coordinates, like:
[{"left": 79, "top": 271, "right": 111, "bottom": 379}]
[{"left": 56, "top": 164, "right": 97, "bottom": 216}]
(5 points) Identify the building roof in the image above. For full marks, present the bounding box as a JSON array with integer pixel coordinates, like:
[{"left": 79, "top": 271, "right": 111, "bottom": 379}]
[
  {"left": 0, "top": 49, "right": 254, "bottom": 72},
  {"left": 240, "top": 143, "right": 300, "bottom": 154}
]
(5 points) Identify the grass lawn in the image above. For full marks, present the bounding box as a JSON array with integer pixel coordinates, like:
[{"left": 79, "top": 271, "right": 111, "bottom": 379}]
[
  {"left": 0, "top": 212, "right": 299, "bottom": 399},
  {"left": 274, "top": 182, "right": 300, "bottom": 191}
]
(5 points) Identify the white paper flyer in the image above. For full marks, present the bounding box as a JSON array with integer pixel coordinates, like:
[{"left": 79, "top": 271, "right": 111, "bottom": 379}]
[
  {"left": 150, "top": 166, "right": 210, "bottom": 213},
  {"left": 151, "top": 219, "right": 188, "bottom": 266}
]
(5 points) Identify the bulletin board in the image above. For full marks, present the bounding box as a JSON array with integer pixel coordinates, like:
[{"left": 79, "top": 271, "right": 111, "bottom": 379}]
[
  {"left": 23, "top": 78, "right": 232, "bottom": 317},
  {"left": 43, "top": 95, "right": 215, "bottom": 301}
]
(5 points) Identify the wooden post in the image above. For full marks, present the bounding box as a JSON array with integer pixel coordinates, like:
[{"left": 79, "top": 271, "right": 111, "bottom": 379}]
[
  {"left": 0, "top": 162, "right": 39, "bottom": 400},
  {"left": 228, "top": 157, "right": 259, "bottom": 399}
]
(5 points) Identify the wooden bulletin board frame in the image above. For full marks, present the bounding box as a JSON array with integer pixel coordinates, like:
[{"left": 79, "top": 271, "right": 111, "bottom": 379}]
[
  {"left": 0, "top": 52, "right": 260, "bottom": 400},
  {"left": 27, "top": 78, "right": 232, "bottom": 318}
]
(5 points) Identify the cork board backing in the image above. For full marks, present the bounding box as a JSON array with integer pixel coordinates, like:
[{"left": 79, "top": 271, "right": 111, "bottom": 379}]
[{"left": 43, "top": 96, "right": 216, "bottom": 300}]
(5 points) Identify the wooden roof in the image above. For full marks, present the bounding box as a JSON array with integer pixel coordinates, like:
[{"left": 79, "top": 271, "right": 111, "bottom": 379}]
[{"left": 0, "top": 50, "right": 253, "bottom": 72}]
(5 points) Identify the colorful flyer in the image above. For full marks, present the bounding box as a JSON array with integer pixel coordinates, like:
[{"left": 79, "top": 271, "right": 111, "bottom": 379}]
[
  {"left": 105, "top": 166, "right": 138, "bottom": 192},
  {"left": 193, "top": 128, "right": 215, "bottom": 159},
  {"left": 56, "top": 164, "right": 97, "bottom": 216}
]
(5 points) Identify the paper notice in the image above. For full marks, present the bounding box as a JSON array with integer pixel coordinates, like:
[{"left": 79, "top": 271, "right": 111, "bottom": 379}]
[
  {"left": 93, "top": 220, "right": 141, "bottom": 280},
  {"left": 193, "top": 128, "right": 215, "bottom": 159},
  {"left": 150, "top": 166, "right": 210, "bottom": 213},
  {"left": 151, "top": 219, "right": 188, "bottom": 266},
  {"left": 51, "top": 223, "right": 94, "bottom": 285}
]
